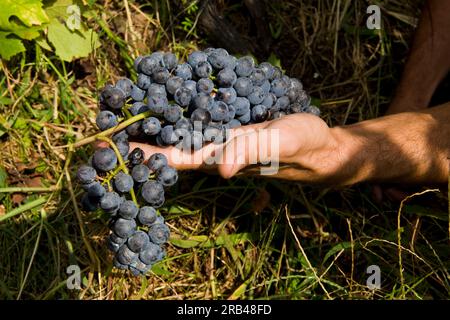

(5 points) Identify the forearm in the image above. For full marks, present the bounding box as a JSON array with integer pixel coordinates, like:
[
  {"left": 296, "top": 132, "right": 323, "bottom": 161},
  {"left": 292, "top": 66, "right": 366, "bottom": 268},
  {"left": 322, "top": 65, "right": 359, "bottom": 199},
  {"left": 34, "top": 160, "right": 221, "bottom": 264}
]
[
  {"left": 389, "top": 0, "right": 450, "bottom": 113},
  {"left": 332, "top": 102, "right": 450, "bottom": 185}
]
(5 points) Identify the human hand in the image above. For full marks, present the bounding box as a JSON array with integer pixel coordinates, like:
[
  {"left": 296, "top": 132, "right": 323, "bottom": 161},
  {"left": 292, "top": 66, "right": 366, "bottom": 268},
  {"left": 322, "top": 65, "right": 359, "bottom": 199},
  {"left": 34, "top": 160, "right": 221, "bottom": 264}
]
[{"left": 130, "top": 113, "right": 348, "bottom": 184}]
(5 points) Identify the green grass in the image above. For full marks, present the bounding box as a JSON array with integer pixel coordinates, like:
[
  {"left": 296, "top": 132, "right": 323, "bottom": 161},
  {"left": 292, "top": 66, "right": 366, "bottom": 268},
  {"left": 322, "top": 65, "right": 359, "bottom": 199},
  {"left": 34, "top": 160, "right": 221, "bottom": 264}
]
[{"left": 0, "top": 0, "right": 449, "bottom": 300}]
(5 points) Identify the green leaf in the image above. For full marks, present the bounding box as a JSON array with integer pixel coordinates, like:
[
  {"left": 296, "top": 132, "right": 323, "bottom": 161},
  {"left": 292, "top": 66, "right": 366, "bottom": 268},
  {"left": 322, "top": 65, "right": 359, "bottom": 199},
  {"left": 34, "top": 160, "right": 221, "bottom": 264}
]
[
  {"left": 323, "top": 241, "right": 352, "bottom": 263},
  {"left": 0, "top": 0, "right": 49, "bottom": 31},
  {"left": 0, "top": 32, "right": 25, "bottom": 60},
  {"left": 170, "top": 235, "right": 208, "bottom": 248},
  {"left": 47, "top": 19, "right": 99, "bottom": 61}
]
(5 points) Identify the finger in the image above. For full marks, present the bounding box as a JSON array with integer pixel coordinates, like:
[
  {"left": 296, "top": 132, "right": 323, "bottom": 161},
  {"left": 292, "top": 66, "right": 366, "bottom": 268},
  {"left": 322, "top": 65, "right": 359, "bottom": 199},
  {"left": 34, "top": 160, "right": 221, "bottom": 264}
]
[
  {"left": 218, "top": 125, "right": 278, "bottom": 179},
  {"left": 129, "top": 140, "right": 224, "bottom": 171}
]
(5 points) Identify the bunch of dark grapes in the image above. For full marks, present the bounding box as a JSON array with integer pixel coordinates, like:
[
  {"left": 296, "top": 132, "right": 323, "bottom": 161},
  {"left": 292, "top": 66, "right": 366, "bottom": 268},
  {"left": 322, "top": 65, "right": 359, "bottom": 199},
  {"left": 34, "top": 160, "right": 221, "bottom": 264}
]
[{"left": 77, "top": 48, "right": 320, "bottom": 276}]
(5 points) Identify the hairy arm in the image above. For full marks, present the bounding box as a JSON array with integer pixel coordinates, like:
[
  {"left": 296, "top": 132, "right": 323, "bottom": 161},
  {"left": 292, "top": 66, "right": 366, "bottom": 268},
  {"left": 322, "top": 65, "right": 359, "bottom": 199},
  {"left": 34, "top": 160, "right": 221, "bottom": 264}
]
[
  {"left": 330, "top": 102, "right": 450, "bottom": 185},
  {"left": 388, "top": 0, "right": 450, "bottom": 114}
]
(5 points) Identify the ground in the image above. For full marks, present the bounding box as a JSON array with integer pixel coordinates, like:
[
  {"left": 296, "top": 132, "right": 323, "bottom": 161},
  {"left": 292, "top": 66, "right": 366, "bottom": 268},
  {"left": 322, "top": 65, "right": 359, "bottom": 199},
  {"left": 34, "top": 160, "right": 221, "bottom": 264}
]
[{"left": 0, "top": 0, "right": 449, "bottom": 299}]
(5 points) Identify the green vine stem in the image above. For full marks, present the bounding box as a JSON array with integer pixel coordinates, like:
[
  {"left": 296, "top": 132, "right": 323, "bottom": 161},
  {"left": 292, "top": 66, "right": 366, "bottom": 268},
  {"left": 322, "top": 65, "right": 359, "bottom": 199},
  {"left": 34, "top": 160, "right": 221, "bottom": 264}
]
[
  {"left": 71, "top": 110, "right": 153, "bottom": 148},
  {"left": 96, "top": 136, "right": 138, "bottom": 205}
]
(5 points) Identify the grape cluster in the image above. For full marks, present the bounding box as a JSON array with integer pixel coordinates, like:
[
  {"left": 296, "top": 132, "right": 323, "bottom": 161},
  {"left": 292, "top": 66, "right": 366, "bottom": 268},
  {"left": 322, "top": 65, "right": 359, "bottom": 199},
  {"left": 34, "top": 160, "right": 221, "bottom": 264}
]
[
  {"left": 78, "top": 149, "right": 175, "bottom": 275},
  {"left": 77, "top": 48, "right": 320, "bottom": 276}
]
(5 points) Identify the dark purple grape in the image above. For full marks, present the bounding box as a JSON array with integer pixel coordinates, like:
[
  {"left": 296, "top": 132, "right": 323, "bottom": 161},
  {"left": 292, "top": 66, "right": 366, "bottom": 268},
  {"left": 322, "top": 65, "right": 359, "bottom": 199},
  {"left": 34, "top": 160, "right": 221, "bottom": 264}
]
[
  {"left": 138, "top": 56, "right": 159, "bottom": 75},
  {"left": 147, "top": 83, "right": 167, "bottom": 97},
  {"left": 160, "top": 125, "right": 178, "bottom": 145},
  {"left": 119, "top": 200, "right": 138, "bottom": 220},
  {"left": 233, "top": 97, "right": 251, "bottom": 116},
  {"left": 187, "top": 51, "right": 208, "bottom": 68},
  {"left": 130, "top": 85, "right": 146, "bottom": 101},
  {"left": 247, "top": 86, "right": 266, "bottom": 105},
  {"left": 175, "top": 63, "right": 193, "bottom": 80},
  {"left": 147, "top": 95, "right": 168, "bottom": 114},
  {"left": 137, "top": 73, "right": 152, "bottom": 90},
  {"left": 234, "top": 77, "right": 253, "bottom": 97},
  {"left": 116, "top": 78, "right": 133, "bottom": 97},
  {"left": 127, "top": 231, "right": 150, "bottom": 253},
  {"left": 147, "top": 153, "right": 168, "bottom": 173},
  {"left": 148, "top": 223, "right": 170, "bottom": 244},
  {"left": 174, "top": 87, "right": 192, "bottom": 107},
  {"left": 217, "top": 87, "right": 237, "bottom": 105},
  {"left": 235, "top": 56, "right": 255, "bottom": 77},
  {"left": 251, "top": 104, "right": 269, "bottom": 123},
  {"left": 100, "top": 191, "right": 121, "bottom": 212},
  {"left": 141, "top": 180, "right": 165, "bottom": 207},
  {"left": 142, "top": 117, "right": 161, "bottom": 135},
  {"left": 137, "top": 206, "right": 157, "bottom": 226},
  {"left": 81, "top": 193, "right": 98, "bottom": 212},
  {"left": 166, "top": 76, "right": 184, "bottom": 95},
  {"left": 93, "top": 148, "right": 117, "bottom": 172},
  {"left": 131, "top": 164, "right": 150, "bottom": 183},
  {"left": 95, "top": 110, "right": 118, "bottom": 131},
  {"left": 117, "top": 244, "right": 138, "bottom": 265},
  {"left": 77, "top": 165, "right": 97, "bottom": 184},
  {"left": 139, "top": 242, "right": 163, "bottom": 265},
  {"left": 113, "top": 218, "right": 137, "bottom": 238},
  {"left": 190, "top": 108, "right": 212, "bottom": 126},
  {"left": 162, "top": 52, "right": 178, "bottom": 70},
  {"left": 194, "top": 61, "right": 212, "bottom": 78},
  {"left": 100, "top": 86, "right": 125, "bottom": 110},
  {"left": 156, "top": 166, "right": 178, "bottom": 187},
  {"left": 197, "top": 78, "right": 214, "bottom": 94},
  {"left": 164, "top": 104, "right": 183, "bottom": 123},
  {"left": 152, "top": 67, "right": 170, "bottom": 84},
  {"left": 217, "top": 68, "right": 237, "bottom": 87},
  {"left": 114, "top": 172, "right": 134, "bottom": 193}
]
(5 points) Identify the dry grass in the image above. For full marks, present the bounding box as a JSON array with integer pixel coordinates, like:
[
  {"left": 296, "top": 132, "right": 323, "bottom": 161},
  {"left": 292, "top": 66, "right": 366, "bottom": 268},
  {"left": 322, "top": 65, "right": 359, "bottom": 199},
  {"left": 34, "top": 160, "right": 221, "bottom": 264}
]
[{"left": 0, "top": 0, "right": 448, "bottom": 300}]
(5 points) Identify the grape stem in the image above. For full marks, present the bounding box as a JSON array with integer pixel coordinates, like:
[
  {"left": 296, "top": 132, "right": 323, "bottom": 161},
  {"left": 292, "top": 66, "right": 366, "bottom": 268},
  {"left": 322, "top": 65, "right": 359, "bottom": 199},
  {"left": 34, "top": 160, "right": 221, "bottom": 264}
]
[
  {"left": 70, "top": 111, "right": 153, "bottom": 148},
  {"left": 96, "top": 136, "right": 138, "bottom": 205}
]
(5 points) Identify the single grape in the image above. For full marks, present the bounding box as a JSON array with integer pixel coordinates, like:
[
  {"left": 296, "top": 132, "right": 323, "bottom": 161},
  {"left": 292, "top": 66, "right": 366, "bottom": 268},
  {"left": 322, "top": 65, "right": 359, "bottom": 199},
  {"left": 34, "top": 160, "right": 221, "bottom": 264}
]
[
  {"left": 247, "top": 86, "right": 266, "bottom": 105},
  {"left": 100, "top": 191, "right": 121, "bottom": 212},
  {"left": 196, "top": 78, "right": 214, "bottom": 94},
  {"left": 107, "top": 238, "right": 121, "bottom": 252},
  {"left": 129, "top": 102, "right": 148, "bottom": 116},
  {"left": 258, "top": 62, "right": 275, "bottom": 80},
  {"left": 182, "top": 80, "right": 198, "bottom": 97},
  {"left": 115, "top": 78, "right": 133, "bottom": 97},
  {"left": 131, "top": 164, "right": 150, "bottom": 183},
  {"left": 147, "top": 83, "right": 167, "bottom": 97},
  {"left": 113, "top": 257, "right": 128, "bottom": 270},
  {"left": 147, "top": 153, "right": 168, "bottom": 173},
  {"left": 270, "top": 78, "right": 289, "bottom": 97},
  {"left": 217, "top": 87, "right": 237, "bottom": 105},
  {"left": 147, "top": 94, "right": 168, "bottom": 114},
  {"left": 234, "top": 77, "right": 253, "bottom": 97},
  {"left": 77, "top": 165, "right": 97, "bottom": 184},
  {"left": 139, "top": 242, "right": 163, "bottom": 265},
  {"left": 86, "top": 181, "right": 106, "bottom": 198},
  {"left": 152, "top": 67, "right": 170, "bottom": 84},
  {"left": 130, "top": 85, "right": 146, "bottom": 102},
  {"left": 306, "top": 105, "right": 321, "bottom": 117},
  {"left": 160, "top": 125, "right": 178, "bottom": 145},
  {"left": 138, "top": 56, "right": 159, "bottom": 75},
  {"left": 191, "top": 107, "right": 212, "bottom": 126},
  {"left": 174, "top": 87, "right": 192, "bottom": 107},
  {"left": 100, "top": 86, "right": 125, "bottom": 110},
  {"left": 224, "top": 119, "right": 241, "bottom": 129},
  {"left": 127, "top": 231, "right": 150, "bottom": 253},
  {"left": 203, "top": 125, "right": 225, "bottom": 143},
  {"left": 175, "top": 117, "right": 193, "bottom": 131},
  {"left": 118, "top": 200, "right": 138, "bottom": 220},
  {"left": 141, "top": 180, "right": 165, "bottom": 207},
  {"left": 114, "top": 172, "right": 134, "bottom": 193},
  {"left": 262, "top": 92, "right": 277, "bottom": 108},
  {"left": 112, "top": 130, "right": 128, "bottom": 143},
  {"left": 192, "top": 94, "right": 214, "bottom": 110},
  {"left": 261, "top": 80, "right": 271, "bottom": 94},
  {"left": 113, "top": 218, "right": 137, "bottom": 238},
  {"left": 162, "top": 52, "right": 178, "bottom": 70},
  {"left": 166, "top": 76, "right": 184, "bottom": 96},
  {"left": 207, "top": 50, "right": 229, "bottom": 70},
  {"left": 93, "top": 148, "right": 117, "bottom": 172},
  {"left": 251, "top": 104, "right": 269, "bottom": 123},
  {"left": 217, "top": 68, "right": 237, "bottom": 87},
  {"left": 148, "top": 223, "right": 170, "bottom": 245},
  {"left": 175, "top": 63, "right": 193, "bottom": 80},
  {"left": 187, "top": 51, "right": 208, "bottom": 68},
  {"left": 235, "top": 56, "right": 255, "bottom": 77},
  {"left": 116, "top": 243, "right": 138, "bottom": 265},
  {"left": 249, "top": 67, "right": 267, "bottom": 86},
  {"left": 233, "top": 97, "right": 251, "bottom": 116},
  {"left": 126, "top": 121, "right": 143, "bottom": 137},
  {"left": 129, "top": 259, "right": 151, "bottom": 275},
  {"left": 137, "top": 73, "right": 152, "bottom": 90},
  {"left": 142, "top": 117, "right": 161, "bottom": 135},
  {"left": 116, "top": 140, "right": 130, "bottom": 159},
  {"left": 137, "top": 206, "right": 157, "bottom": 226},
  {"left": 110, "top": 233, "right": 126, "bottom": 245},
  {"left": 164, "top": 104, "right": 183, "bottom": 123},
  {"left": 274, "top": 95, "right": 290, "bottom": 111},
  {"left": 156, "top": 166, "right": 178, "bottom": 187},
  {"left": 194, "top": 61, "right": 212, "bottom": 78}
]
